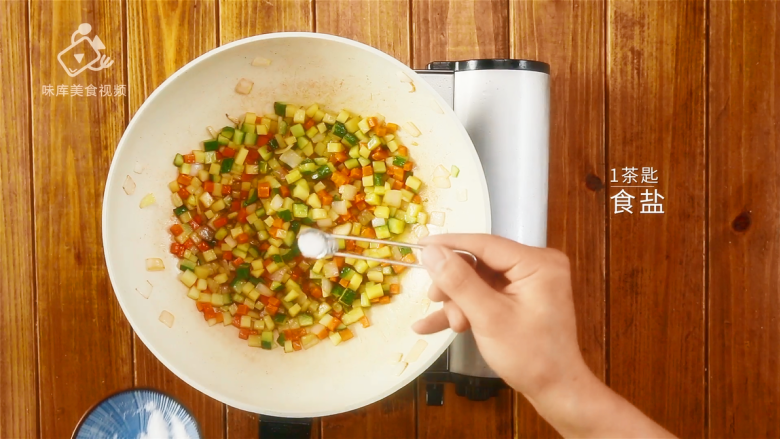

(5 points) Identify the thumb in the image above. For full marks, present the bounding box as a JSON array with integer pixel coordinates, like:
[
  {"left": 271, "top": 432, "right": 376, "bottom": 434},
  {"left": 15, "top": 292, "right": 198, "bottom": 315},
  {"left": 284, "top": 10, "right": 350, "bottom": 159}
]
[{"left": 421, "top": 244, "right": 506, "bottom": 326}]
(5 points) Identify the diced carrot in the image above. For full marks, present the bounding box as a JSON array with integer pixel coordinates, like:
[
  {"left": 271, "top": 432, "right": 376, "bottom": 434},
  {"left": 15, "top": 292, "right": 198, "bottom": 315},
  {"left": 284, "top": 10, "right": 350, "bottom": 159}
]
[
  {"left": 241, "top": 173, "right": 254, "bottom": 182},
  {"left": 403, "top": 161, "right": 414, "bottom": 171},
  {"left": 259, "top": 295, "right": 270, "bottom": 306},
  {"left": 184, "top": 154, "right": 196, "bottom": 164},
  {"left": 397, "top": 146, "right": 409, "bottom": 156},
  {"left": 371, "top": 148, "right": 389, "bottom": 160},
  {"left": 318, "top": 190, "right": 333, "bottom": 206},
  {"left": 375, "top": 126, "right": 387, "bottom": 137},
  {"left": 339, "top": 278, "right": 350, "bottom": 288},
  {"left": 333, "top": 256, "right": 345, "bottom": 269},
  {"left": 389, "top": 284, "right": 401, "bottom": 295},
  {"left": 349, "top": 168, "right": 362, "bottom": 179},
  {"left": 268, "top": 296, "right": 281, "bottom": 307},
  {"left": 257, "top": 183, "right": 271, "bottom": 198},
  {"left": 237, "top": 233, "right": 250, "bottom": 244},
  {"left": 334, "top": 151, "right": 348, "bottom": 162},
  {"left": 392, "top": 264, "right": 406, "bottom": 274},
  {"left": 214, "top": 312, "right": 224, "bottom": 323},
  {"left": 338, "top": 328, "right": 354, "bottom": 342},
  {"left": 223, "top": 250, "right": 234, "bottom": 261},
  {"left": 392, "top": 167, "right": 405, "bottom": 181},
  {"left": 392, "top": 180, "right": 404, "bottom": 190},
  {"left": 292, "top": 340, "right": 302, "bottom": 351},
  {"left": 176, "top": 187, "right": 190, "bottom": 200},
  {"left": 280, "top": 185, "right": 290, "bottom": 197},
  {"left": 314, "top": 326, "right": 329, "bottom": 339},
  {"left": 361, "top": 228, "right": 376, "bottom": 238},
  {"left": 386, "top": 123, "right": 398, "bottom": 133},
  {"left": 370, "top": 298, "right": 379, "bottom": 303},
  {"left": 236, "top": 304, "right": 249, "bottom": 316},
  {"left": 203, "top": 306, "right": 218, "bottom": 319},
  {"left": 222, "top": 185, "right": 231, "bottom": 195},
  {"left": 246, "top": 149, "right": 260, "bottom": 164},
  {"left": 230, "top": 201, "right": 241, "bottom": 212},
  {"left": 367, "top": 117, "right": 378, "bottom": 128},
  {"left": 196, "top": 302, "right": 208, "bottom": 312},
  {"left": 256, "top": 134, "right": 272, "bottom": 146},
  {"left": 273, "top": 217, "right": 283, "bottom": 228},
  {"left": 170, "top": 224, "right": 184, "bottom": 236},
  {"left": 265, "top": 305, "right": 278, "bottom": 316},
  {"left": 177, "top": 174, "right": 193, "bottom": 185},
  {"left": 359, "top": 316, "right": 370, "bottom": 328},
  {"left": 362, "top": 165, "right": 373, "bottom": 177},
  {"left": 232, "top": 257, "right": 244, "bottom": 267},
  {"left": 378, "top": 295, "right": 391, "bottom": 304},
  {"left": 325, "top": 317, "right": 341, "bottom": 331},
  {"left": 203, "top": 181, "right": 215, "bottom": 193},
  {"left": 304, "top": 118, "right": 317, "bottom": 130},
  {"left": 221, "top": 146, "right": 236, "bottom": 158},
  {"left": 309, "top": 286, "right": 323, "bottom": 299},
  {"left": 192, "top": 215, "right": 204, "bottom": 225},
  {"left": 412, "top": 194, "right": 422, "bottom": 204},
  {"left": 231, "top": 315, "right": 241, "bottom": 328},
  {"left": 331, "top": 172, "right": 350, "bottom": 187},
  {"left": 259, "top": 242, "right": 270, "bottom": 250},
  {"left": 238, "top": 328, "right": 251, "bottom": 340},
  {"left": 213, "top": 216, "right": 228, "bottom": 228}
]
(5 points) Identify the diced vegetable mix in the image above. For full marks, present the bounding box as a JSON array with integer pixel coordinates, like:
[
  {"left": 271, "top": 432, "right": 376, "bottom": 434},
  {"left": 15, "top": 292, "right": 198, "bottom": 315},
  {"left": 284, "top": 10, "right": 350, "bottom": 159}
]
[{"left": 166, "top": 103, "right": 430, "bottom": 352}]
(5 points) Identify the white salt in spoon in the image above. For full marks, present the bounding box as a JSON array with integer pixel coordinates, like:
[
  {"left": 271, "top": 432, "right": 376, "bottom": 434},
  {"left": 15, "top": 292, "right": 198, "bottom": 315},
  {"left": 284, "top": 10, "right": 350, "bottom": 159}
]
[{"left": 296, "top": 228, "right": 478, "bottom": 269}]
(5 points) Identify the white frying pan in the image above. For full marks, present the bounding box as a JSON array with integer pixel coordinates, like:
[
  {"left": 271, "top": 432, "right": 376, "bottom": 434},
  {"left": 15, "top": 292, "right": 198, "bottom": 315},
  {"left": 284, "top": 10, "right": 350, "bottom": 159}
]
[{"left": 102, "top": 33, "right": 490, "bottom": 417}]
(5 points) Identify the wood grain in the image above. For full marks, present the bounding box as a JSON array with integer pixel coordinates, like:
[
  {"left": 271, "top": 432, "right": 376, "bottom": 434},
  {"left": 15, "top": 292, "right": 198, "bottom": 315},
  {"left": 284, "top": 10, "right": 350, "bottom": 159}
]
[
  {"left": 219, "top": 2, "right": 312, "bottom": 436},
  {"left": 219, "top": 0, "right": 313, "bottom": 45},
  {"left": 315, "top": 0, "right": 410, "bottom": 65},
  {"left": 411, "top": 0, "right": 508, "bottom": 68},
  {"left": 709, "top": 2, "right": 780, "bottom": 437},
  {"left": 606, "top": 1, "right": 706, "bottom": 437},
  {"left": 417, "top": 381, "right": 513, "bottom": 439},
  {"left": 0, "top": 1, "right": 37, "bottom": 438},
  {"left": 510, "top": 0, "right": 606, "bottom": 436},
  {"left": 321, "top": 384, "right": 415, "bottom": 439},
  {"left": 29, "top": 0, "right": 133, "bottom": 436}
]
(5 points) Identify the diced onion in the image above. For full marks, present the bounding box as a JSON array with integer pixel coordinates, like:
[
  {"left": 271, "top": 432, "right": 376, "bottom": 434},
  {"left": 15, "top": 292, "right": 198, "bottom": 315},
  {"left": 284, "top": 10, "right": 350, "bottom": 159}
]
[
  {"left": 159, "top": 310, "right": 174, "bottom": 328},
  {"left": 391, "top": 246, "right": 403, "bottom": 260},
  {"left": 321, "top": 278, "right": 333, "bottom": 297},
  {"left": 255, "top": 282, "right": 273, "bottom": 297},
  {"left": 146, "top": 258, "right": 165, "bottom": 271},
  {"left": 429, "top": 211, "right": 446, "bottom": 226},
  {"left": 133, "top": 162, "right": 144, "bottom": 174},
  {"left": 280, "top": 150, "right": 303, "bottom": 168},
  {"left": 251, "top": 57, "right": 271, "bottom": 66},
  {"left": 123, "top": 175, "right": 136, "bottom": 195},
  {"left": 432, "top": 176, "right": 451, "bottom": 188},
  {"left": 316, "top": 218, "right": 334, "bottom": 228},
  {"left": 357, "top": 210, "right": 374, "bottom": 226},
  {"left": 270, "top": 194, "right": 284, "bottom": 210},
  {"left": 397, "top": 71, "right": 412, "bottom": 83},
  {"left": 269, "top": 266, "right": 289, "bottom": 282},
  {"left": 392, "top": 361, "right": 408, "bottom": 376},
  {"left": 388, "top": 353, "right": 403, "bottom": 364},
  {"left": 226, "top": 113, "right": 240, "bottom": 124},
  {"left": 382, "top": 190, "right": 402, "bottom": 207},
  {"left": 189, "top": 163, "right": 203, "bottom": 176},
  {"left": 207, "top": 126, "right": 218, "bottom": 138},
  {"left": 404, "top": 122, "right": 421, "bottom": 137},
  {"left": 414, "top": 225, "right": 429, "bottom": 238},
  {"left": 136, "top": 280, "right": 152, "bottom": 299},
  {"left": 430, "top": 99, "right": 444, "bottom": 114},
  {"left": 332, "top": 223, "right": 352, "bottom": 236},
  {"left": 372, "top": 217, "right": 386, "bottom": 227},
  {"left": 235, "top": 78, "right": 254, "bottom": 95},
  {"left": 433, "top": 165, "right": 450, "bottom": 178},
  {"left": 139, "top": 193, "right": 156, "bottom": 209},
  {"left": 323, "top": 261, "right": 340, "bottom": 278},
  {"left": 332, "top": 200, "right": 348, "bottom": 215},
  {"left": 339, "top": 184, "right": 358, "bottom": 201},
  {"left": 405, "top": 339, "right": 428, "bottom": 363},
  {"left": 456, "top": 189, "right": 468, "bottom": 202}
]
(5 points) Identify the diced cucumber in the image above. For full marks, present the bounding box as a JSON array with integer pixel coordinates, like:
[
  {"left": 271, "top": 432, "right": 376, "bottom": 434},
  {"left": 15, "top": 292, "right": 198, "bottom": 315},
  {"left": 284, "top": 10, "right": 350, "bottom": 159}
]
[
  {"left": 388, "top": 218, "right": 405, "bottom": 234},
  {"left": 261, "top": 331, "right": 274, "bottom": 349},
  {"left": 173, "top": 153, "right": 184, "bottom": 167}
]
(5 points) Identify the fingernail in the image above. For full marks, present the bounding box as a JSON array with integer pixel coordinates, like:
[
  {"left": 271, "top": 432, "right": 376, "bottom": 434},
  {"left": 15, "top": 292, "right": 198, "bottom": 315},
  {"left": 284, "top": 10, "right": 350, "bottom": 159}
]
[{"left": 422, "top": 245, "right": 447, "bottom": 273}]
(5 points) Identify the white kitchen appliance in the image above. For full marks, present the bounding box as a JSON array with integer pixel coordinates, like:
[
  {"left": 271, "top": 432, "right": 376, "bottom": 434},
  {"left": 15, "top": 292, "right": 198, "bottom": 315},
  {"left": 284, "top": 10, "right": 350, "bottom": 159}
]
[{"left": 416, "top": 59, "right": 551, "bottom": 404}]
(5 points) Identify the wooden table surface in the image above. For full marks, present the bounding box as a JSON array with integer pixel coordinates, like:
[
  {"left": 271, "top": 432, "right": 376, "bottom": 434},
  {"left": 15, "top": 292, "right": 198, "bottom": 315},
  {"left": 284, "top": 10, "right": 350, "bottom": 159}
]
[{"left": 1, "top": 0, "right": 779, "bottom": 438}]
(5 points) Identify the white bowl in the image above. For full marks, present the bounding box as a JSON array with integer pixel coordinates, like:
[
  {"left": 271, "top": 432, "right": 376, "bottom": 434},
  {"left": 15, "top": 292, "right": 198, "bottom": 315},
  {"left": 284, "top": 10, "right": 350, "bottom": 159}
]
[{"left": 102, "top": 32, "right": 490, "bottom": 417}]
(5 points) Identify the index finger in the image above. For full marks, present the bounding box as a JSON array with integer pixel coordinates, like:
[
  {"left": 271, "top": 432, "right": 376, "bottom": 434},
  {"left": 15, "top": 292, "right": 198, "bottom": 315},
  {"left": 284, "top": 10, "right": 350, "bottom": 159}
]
[{"left": 419, "top": 233, "right": 549, "bottom": 276}]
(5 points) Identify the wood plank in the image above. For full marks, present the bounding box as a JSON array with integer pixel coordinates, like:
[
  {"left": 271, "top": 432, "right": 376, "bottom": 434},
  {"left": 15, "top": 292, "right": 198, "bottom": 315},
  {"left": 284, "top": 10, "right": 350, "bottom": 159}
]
[
  {"left": 126, "top": 2, "right": 224, "bottom": 437},
  {"left": 219, "top": 0, "right": 313, "bottom": 45},
  {"left": 411, "top": 0, "right": 508, "bottom": 69},
  {"left": 709, "top": 2, "right": 780, "bottom": 437},
  {"left": 606, "top": 1, "right": 706, "bottom": 437},
  {"left": 219, "top": 1, "right": 313, "bottom": 436},
  {"left": 315, "top": 0, "right": 410, "bottom": 65},
  {"left": 29, "top": 1, "right": 133, "bottom": 436},
  {"left": 510, "top": 0, "right": 606, "bottom": 437},
  {"left": 0, "top": 1, "right": 37, "bottom": 438},
  {"left": 411, "top": 1, "right": 512, "bottom": 437},
  {"left": 321, "top": 384, "right": 415, "bottom": 439},
  {"left": 314, "top": 1, "right": 415, "bottom": 436},
  {"left": 417, "top": 381, "right": 513, "bottom": 439}
]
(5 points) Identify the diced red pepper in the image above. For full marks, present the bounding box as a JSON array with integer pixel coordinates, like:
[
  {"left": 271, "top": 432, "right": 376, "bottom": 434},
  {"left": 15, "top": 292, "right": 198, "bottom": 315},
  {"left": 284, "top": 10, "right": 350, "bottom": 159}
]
[
  {"left": 222, "top": 146, "right": 236, "bottom": 158},
  {"left": 213, "top": 216, "right": 228, "bottom": 228},
  {"left": 170, "top": 242, "right": 184, "bottom": 256},
  {"left": 241, "top": 173, "right": 254, "bottom": 182},
  {"left": 204, "top": 181, "right": 214, "bottom": 193},
  {"left": 184, "top": 154, "right": 196, "bottom": 164},
  {"left": 236, "top": 304, "right": 249, "bottom": 316},
  {"left": 238, "top": 328, "right": 251, "bottom": 340},
  {"left": 183, "top": 239, "right": 194, "bottom": 249},
  {"left": 222, "top": 185, "right": 231, "bottom": 196},
  {"left": 231, "top": 315, "right": 241, "bottom": 328},
  {"left": 177, "top": 187, "right": 190, "bottom": 199},
  {"left": 232, "top": 258, "right": 244, "bottom": 267},
  {"left": 256, "top": 135, "right": 272, "bottom": 147},
  {"left": 303, "top": 119, "right": 316, "bottom": 130},
  {"left": 197, "top": 241, "right": 210, "bottom": 251},
  {"left": 257, "top": 183, "right": 271, "bottom": 198},
  {"left": 223, "top": 251, "right": 234, "bottom": 261},
  {"left": 279, "top": 185, "right": 290, "bottom": 197},
  {"left": 265, "top": 305, "right": 278, "bottom": 316},
  {"left": 237, "top": 233, "right": 250, "bottom": 244},
  {"left": 246, "top": 149, "right": 260, "bottom": 164}
]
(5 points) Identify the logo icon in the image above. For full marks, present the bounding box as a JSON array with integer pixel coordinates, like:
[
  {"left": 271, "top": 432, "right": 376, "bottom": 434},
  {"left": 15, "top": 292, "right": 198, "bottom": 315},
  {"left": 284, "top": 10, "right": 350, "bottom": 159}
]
[{"left": 57, "top": 23, "right": 114, "bottom": 77}]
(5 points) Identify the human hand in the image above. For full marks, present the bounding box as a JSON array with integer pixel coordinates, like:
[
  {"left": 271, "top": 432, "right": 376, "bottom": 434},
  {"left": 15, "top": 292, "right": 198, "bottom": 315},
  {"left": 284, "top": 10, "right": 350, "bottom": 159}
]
[
  {"left": 414, "top": 234, "right": 675, "bottom": 438},
  {"left": 413, "top": 233, "right": 588, "bottom": 399}
]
